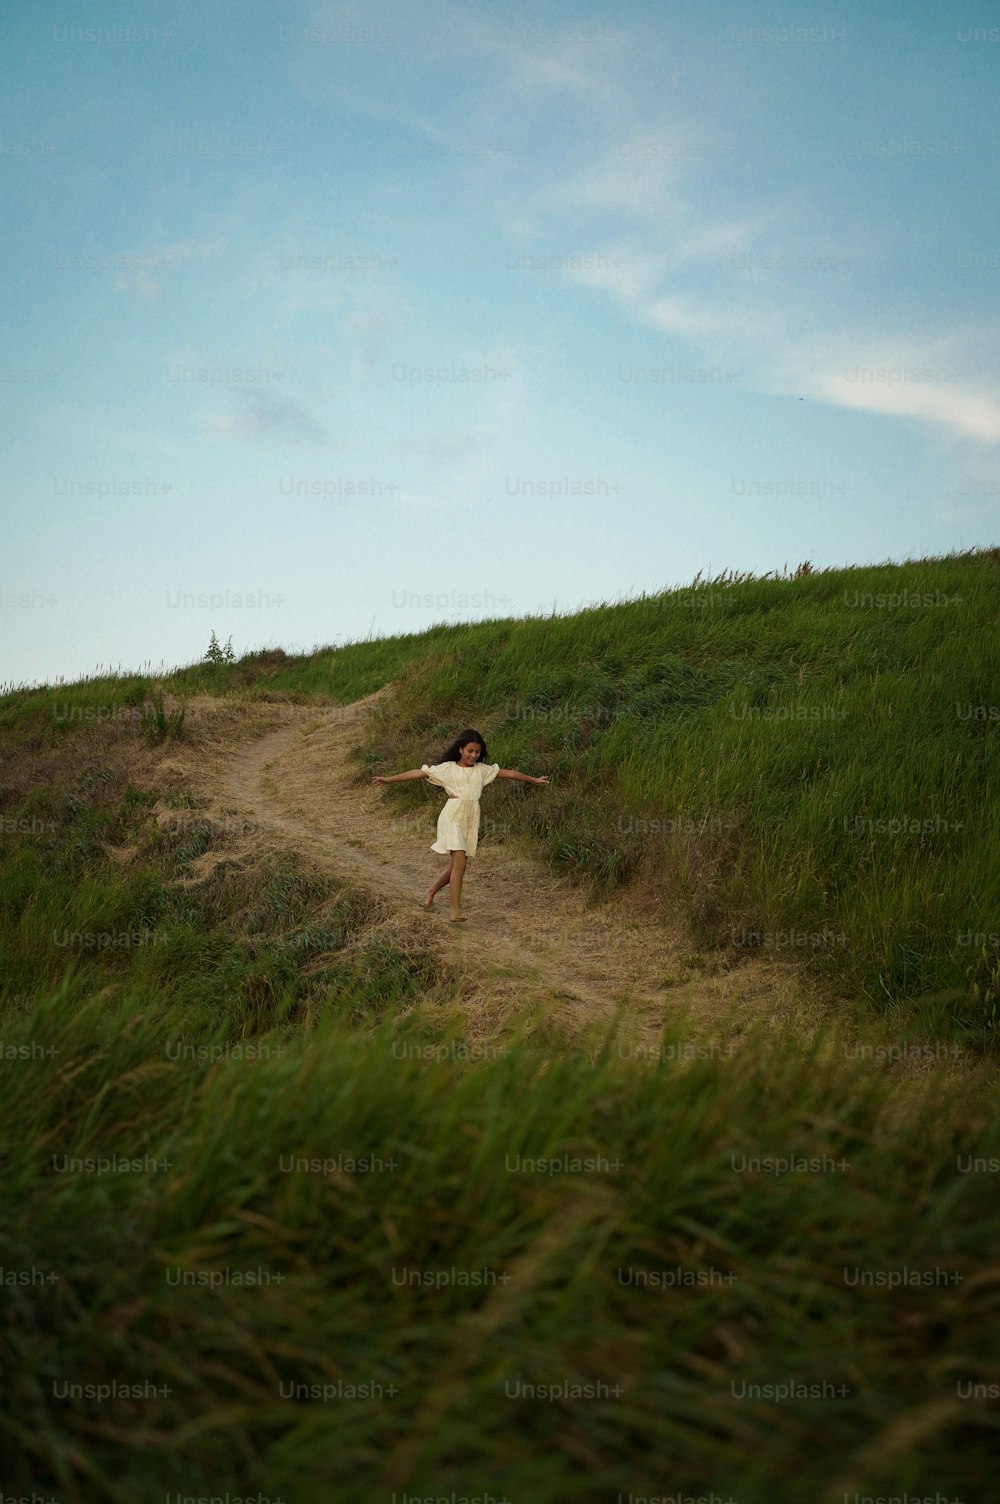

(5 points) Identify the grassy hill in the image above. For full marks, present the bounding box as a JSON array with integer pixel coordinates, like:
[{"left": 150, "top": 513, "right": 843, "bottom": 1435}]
[{"left": 1, "top": 546, "right": 998, "bottom": 1501}]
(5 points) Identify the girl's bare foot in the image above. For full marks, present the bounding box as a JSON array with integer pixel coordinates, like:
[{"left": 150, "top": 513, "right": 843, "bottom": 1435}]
[
  {"left": 450, "top": 914, "right": 468, "bottom": 923},
  {"left": 424, "top": 887, "right": 436, "bottom": 908}
]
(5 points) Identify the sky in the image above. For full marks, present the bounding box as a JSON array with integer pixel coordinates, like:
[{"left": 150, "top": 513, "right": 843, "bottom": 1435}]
[{"left": 2, "top": 0, "right": 999, "bottom": 689}]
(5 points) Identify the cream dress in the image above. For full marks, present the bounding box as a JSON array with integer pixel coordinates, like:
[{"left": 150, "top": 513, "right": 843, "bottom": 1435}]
[{"left": 421, "top": 760, "right": 501, "bottom": 857}]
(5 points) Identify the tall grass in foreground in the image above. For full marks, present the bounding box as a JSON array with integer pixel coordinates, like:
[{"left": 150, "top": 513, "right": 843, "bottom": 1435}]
[{"left": 1, "top": 979, "right": 997, "bottom": 1503}]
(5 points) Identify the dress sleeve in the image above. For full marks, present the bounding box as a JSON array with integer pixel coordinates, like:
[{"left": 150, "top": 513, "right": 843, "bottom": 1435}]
[
  {"left": 422, "top": 762, "right": 456, "bottom": 793},
  {"left": 481, "top": 763, "right": 501, "bottom": 786}
]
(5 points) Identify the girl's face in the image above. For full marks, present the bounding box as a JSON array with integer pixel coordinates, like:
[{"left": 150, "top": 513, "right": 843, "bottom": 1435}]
[{"left": 458, "top": 741, "right": 481, "bottom": 766}]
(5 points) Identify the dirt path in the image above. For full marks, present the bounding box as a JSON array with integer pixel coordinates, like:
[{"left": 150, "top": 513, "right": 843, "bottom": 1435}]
[{"left": 158, "top": 686, "right": 825, "bottom": 1057}]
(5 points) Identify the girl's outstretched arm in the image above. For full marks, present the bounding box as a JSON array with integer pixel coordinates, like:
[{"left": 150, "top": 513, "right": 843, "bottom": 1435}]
[
  {"left": 371, "top": 769, "right": 429, "bottom": 785},
  {"left": 496, "top": 769, "right": 549, "bottom": 785}
]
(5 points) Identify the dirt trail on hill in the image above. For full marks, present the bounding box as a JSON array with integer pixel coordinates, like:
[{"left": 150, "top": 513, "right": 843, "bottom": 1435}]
[{"left": 156, "top": 686, "right": 825, "bottom": 1057}]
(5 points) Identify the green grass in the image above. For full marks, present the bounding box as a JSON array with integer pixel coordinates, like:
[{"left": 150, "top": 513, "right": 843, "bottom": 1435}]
[
  {"left": 354, "top": 546, "right": 1000, "bottom": 1040},
  {"left": 1, "top": 544, "right": 999, "bottom": 1499},
  {"left": 9, "top": 545, "right": 998, "bottom": 1045},
  {"left": 0, "top": 729, "right": 445, "bottom": 1036},
  {"left": 1, "top": 984, "right": 997, "bottom": 1502}
]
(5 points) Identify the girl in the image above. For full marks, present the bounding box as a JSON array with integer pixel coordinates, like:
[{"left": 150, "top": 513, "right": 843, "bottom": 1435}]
[{"left": 371, "top": 728, "right": 549, "bottom": 922}]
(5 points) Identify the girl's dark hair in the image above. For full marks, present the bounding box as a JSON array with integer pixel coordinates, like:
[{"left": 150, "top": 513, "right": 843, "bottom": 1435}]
[{"left": 440, "top": 728, "right": 489, "bottom": 764}]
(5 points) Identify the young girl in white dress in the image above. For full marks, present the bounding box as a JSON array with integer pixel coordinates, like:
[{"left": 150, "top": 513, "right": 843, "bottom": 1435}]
[{"left": 371, "top": 727, "right": 549, "bottom": 922}]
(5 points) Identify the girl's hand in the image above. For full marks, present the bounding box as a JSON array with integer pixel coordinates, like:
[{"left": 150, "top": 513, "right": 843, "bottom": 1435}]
[
  {"left": 371, "top": 775, "right": 391, "bottom": 786},
  {"left": 533, "top": 776, "right": 550, "bottom": 785}
]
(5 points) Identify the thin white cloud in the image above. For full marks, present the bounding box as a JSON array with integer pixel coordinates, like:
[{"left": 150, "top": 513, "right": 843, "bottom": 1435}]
[
  {"left": 209, "top": 389, "right": 333, "bottom": 445},
  {"left": 463, "top": 34, "right": 596, "bottom": 94},
  {"left": 765, "top": 331, "right": 1000, "bottom": 444},
  {"left": 550, "top": 143, "right": 682, "bottom": 219},
  {"left": 809, "top": 367, "right": 1000, "bottom": 444},
  {"left": 534, "top": 139, "right": 1000, "bottom": 445},
  {"left": 113, "top": 239, "right": 228, "bottom": 301},
  {"left": 224, "top": 4, "right": 1000, "bottom": 451},
  {"left": 432, "top": 9, "right": 628, "bottom": 95},
  {"left": 645, "top": 294, "right": 771, "bottom": 341},
  {"left": 564, "top": 245, "right": 675, "bottom": 301}
]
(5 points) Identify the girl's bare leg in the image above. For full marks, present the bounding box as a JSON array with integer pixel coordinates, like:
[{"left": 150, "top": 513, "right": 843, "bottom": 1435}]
[
  {"left": 448, "top": 850, "right": 468, "bottom": 921},
  {"left": 425, "top": 861, "right": 453, "bottom": 908}
]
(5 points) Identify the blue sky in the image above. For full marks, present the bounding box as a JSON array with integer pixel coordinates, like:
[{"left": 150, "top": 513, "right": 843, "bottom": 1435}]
[{"left": 3, "top": 0, "right": 999, "bottom": 689}]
